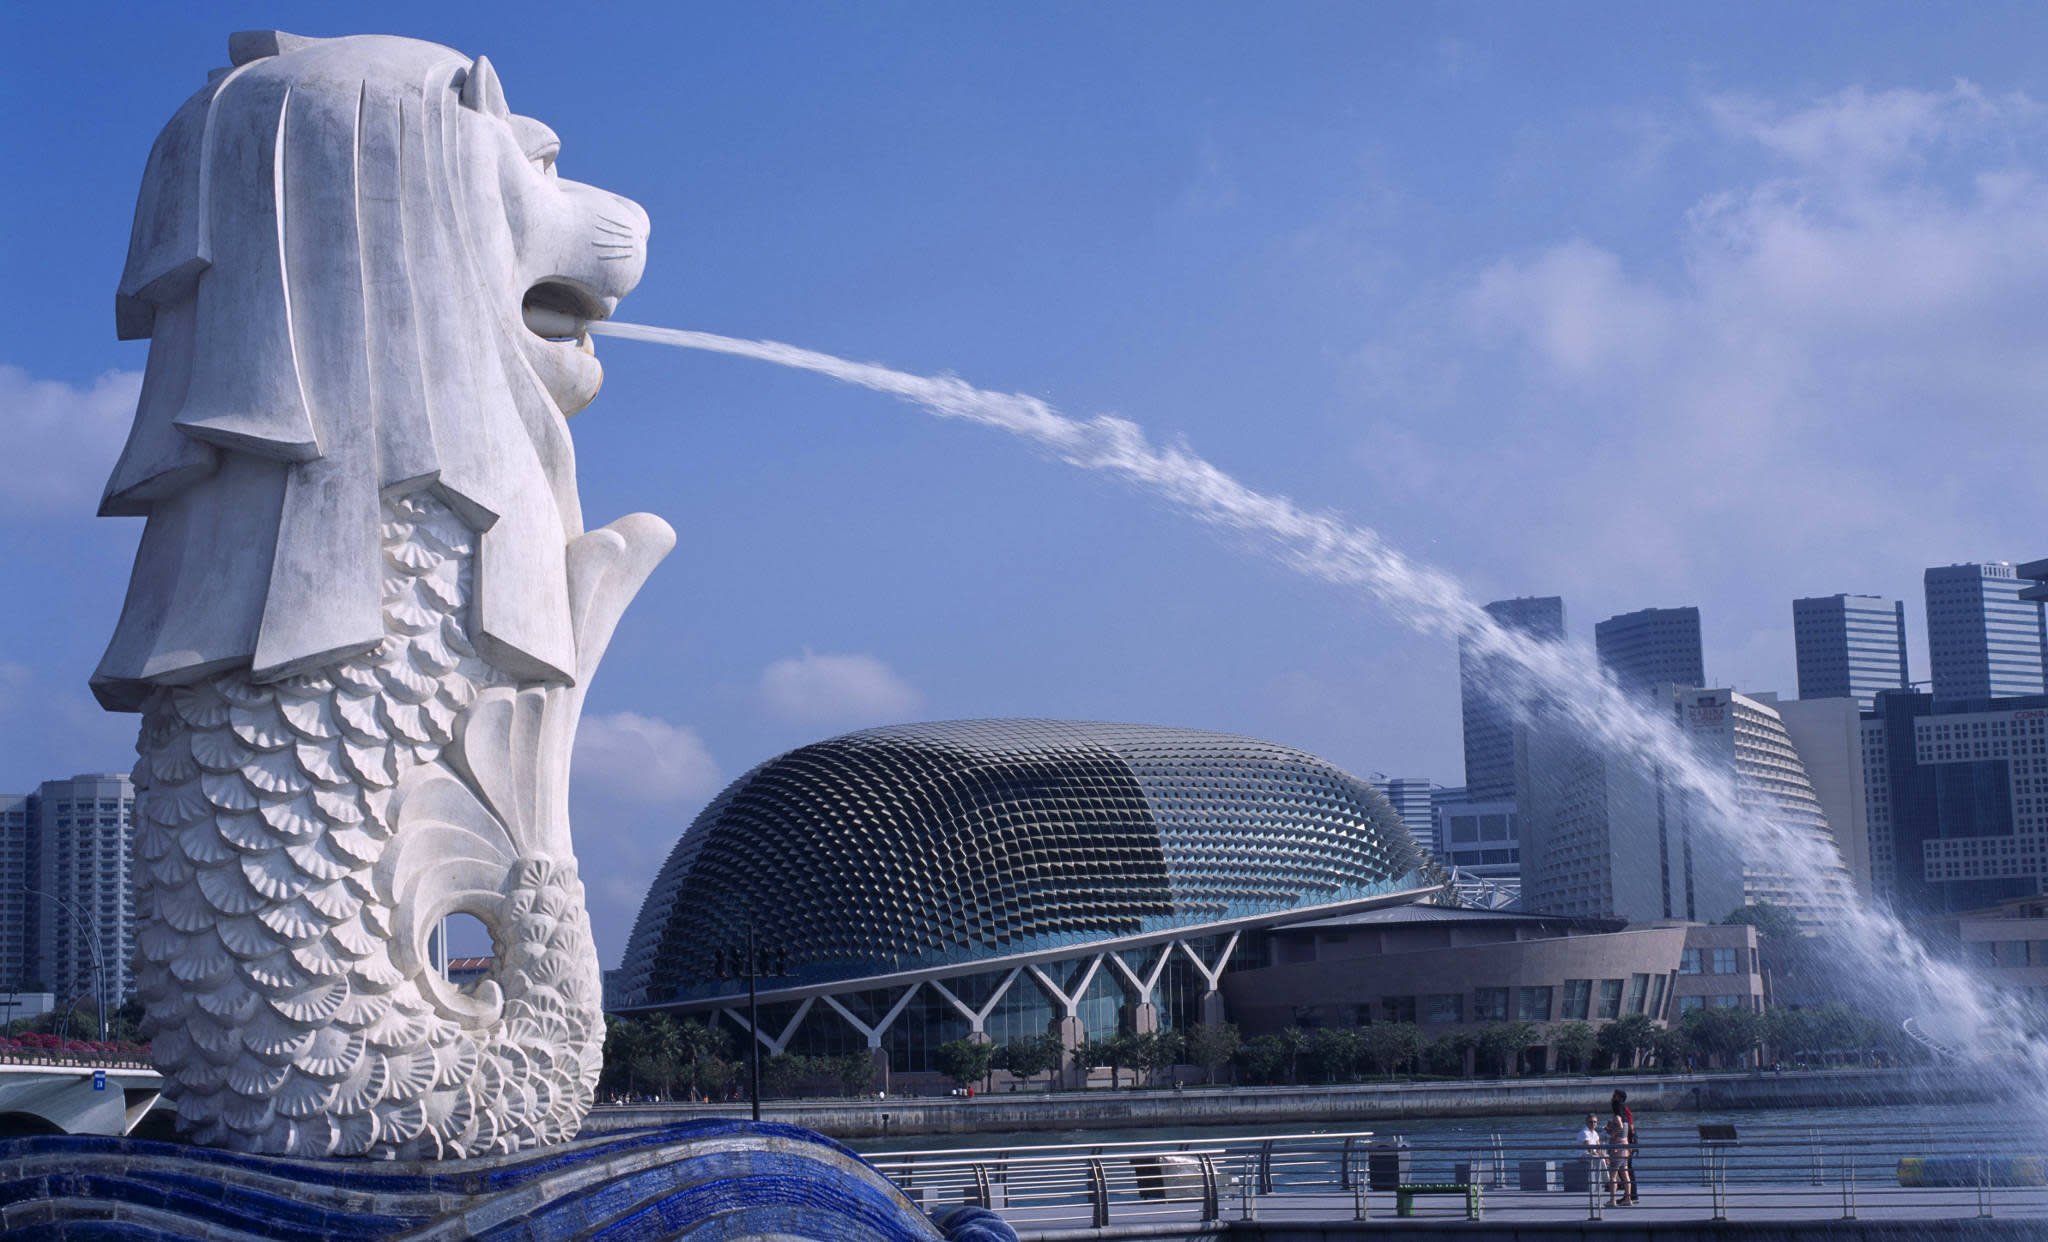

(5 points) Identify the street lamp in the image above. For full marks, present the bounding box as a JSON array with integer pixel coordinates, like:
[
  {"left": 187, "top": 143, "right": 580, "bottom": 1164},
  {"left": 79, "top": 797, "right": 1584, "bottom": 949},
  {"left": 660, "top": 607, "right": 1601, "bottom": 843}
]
[
  {"left": 20, "top": 887, "right": 109, "bottom": 1042},
  {"left": 712, "top": 929, "right": 790, "bottom": 1122}
]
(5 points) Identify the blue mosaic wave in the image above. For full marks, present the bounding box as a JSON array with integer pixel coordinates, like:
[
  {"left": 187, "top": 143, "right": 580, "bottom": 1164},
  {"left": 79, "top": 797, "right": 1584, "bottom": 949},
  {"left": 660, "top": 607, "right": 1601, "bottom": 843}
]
[{"left": 0, "top": 1119, "right": 1016, "bottom": 1242}]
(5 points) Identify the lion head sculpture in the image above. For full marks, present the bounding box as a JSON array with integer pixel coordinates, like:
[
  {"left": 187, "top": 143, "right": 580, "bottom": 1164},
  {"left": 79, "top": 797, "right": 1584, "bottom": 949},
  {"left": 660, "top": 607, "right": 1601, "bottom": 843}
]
[{"left": 96, "top": 31, "right": 650, "bottom": 707}]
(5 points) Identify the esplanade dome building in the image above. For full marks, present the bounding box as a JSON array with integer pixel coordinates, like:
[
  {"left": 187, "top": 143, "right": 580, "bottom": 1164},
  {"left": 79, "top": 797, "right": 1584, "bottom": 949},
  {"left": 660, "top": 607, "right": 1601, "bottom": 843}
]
[{"left": 611, "top": 719, "right": 1446, "bottom": 1081}]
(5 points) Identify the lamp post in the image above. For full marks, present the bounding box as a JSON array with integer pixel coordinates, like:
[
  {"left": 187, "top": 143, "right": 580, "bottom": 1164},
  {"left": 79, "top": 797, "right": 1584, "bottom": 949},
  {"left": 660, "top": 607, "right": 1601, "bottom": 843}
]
[
  {"left": 21, "top": 887, "right": 109, "bottom": 1042},
  {"left": 714, "top": 929, "right": 789, "bottom": 1122}
]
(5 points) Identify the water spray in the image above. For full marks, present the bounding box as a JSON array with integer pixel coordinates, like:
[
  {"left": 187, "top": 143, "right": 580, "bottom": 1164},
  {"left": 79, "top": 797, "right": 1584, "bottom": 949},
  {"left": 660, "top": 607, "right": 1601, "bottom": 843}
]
[{"left": 573, "top": 313, "right": 2048, "bottom": 1114}]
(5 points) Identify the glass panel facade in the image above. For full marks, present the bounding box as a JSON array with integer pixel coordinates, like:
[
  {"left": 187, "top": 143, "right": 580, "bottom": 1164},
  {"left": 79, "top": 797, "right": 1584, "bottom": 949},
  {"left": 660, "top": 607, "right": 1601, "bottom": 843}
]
[
  {"left": 1711, "top": 948, "right": 1738, "bottom": 975},
  {"left": 1627, "top": 974, "right": 1649, "bottom": 1014},
  {"left": 1473, "top": 987, "right": 1509, "bottom": 1021},
  {"left": 1518, "top": 986, "right": 1553, "bottom": 1021},
  {"left": 983, "top": 972, "right": 1057, "bottom": 1046},
  {"left": 1562, "top": 979, "right": 1591, "bottom": 1020},
  {"left": 784, "top": 1003, "right": 868, "bottom": 1058},
  {"left": 1596, "top": 979, "right": 1623, "bottom": 1020},
  {"left": 1155, "top": 952, "right": 1207, "bottom": 1032},
  {"left": 1076, "top": 966, "right": 1129, "bottom": 1038},
  {"left": 1649, "top": 973, "right": 1667, "bottom": 1018},
  {"left": 1680, "top": 949, "right": 1703, "bottom": 975},
  {"left": 1425, "top": 993, "right": 1463, "bottom": 1024},
  {"left": 883, "top": 986, "right": 971, "bottom": 1073},
  {"left": 1381, "top": 995, "right": 1417, "bottom": 1024}
]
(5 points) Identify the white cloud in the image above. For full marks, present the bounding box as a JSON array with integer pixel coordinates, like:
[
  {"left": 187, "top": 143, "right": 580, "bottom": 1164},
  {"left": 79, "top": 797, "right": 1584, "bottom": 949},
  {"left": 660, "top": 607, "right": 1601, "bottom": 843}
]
[
  {"left": 572, "top": 711, "right": 722, "bottom": 804},
  {"left": 0, "top": 365, "right": 141, "bottom": 516},
  {"left": 757, "top": 649, "right": 923, "bottom": 726},
  {"left": 1705, "top": 82, "right": 2040, "bottom": 180},
  {"left": 1346, "top": 80, "right": 2048, "bottom": 705}
]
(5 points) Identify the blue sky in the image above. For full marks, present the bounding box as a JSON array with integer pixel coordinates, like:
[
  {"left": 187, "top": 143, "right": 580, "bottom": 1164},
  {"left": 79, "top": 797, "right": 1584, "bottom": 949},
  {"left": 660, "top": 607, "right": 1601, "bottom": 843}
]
[{"left": 5, "top": 4, "right": 2046, "bottom": 962}]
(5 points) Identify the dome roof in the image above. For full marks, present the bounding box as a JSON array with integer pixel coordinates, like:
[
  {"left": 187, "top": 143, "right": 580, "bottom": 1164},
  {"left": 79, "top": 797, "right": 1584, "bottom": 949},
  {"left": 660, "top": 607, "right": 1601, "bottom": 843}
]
[{"left": 614, "top": 720, "right": 1435, "bottom": 1006}]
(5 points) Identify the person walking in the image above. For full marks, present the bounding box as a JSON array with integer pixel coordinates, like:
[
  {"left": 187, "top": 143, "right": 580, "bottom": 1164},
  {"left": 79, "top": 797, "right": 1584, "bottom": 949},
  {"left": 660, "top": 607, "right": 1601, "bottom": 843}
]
[
  {"left": 1611, "top": 1088, "right": 1638, "bottom": 1203},
  {"left": 1602, "top": 1116, "right": 1628, "bottom": 1204}
]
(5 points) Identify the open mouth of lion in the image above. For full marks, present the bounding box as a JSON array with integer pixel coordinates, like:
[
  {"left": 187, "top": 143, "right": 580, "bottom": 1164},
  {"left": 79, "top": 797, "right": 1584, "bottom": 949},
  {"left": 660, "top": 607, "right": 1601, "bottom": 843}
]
[{"left": 521, "top": 280, "right": 609, "bottom": 351}]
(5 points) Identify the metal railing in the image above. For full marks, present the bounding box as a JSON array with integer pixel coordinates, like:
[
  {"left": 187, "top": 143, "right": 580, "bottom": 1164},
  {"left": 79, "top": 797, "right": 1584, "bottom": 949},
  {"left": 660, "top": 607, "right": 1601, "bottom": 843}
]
[{"left": 864, "top": 1122, "right": 2048, "bottom": 1234}]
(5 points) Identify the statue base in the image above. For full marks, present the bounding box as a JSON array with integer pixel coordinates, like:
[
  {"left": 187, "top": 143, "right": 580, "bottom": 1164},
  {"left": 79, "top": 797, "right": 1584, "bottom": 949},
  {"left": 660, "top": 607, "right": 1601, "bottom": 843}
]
[{"left": 0, "top": 1119, "right": 1014, "bottom": 1241}]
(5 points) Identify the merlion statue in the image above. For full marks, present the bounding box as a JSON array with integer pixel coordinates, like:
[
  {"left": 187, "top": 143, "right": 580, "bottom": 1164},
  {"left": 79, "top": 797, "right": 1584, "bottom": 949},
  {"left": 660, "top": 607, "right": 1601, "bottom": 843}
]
[{"left": 93, "top": 31, "right": 671, "bottom": 1159}]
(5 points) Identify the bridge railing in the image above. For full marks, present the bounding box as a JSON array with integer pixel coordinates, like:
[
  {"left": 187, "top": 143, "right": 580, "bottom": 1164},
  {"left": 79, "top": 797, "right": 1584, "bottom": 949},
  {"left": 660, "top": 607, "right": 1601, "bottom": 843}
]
[{"left": 864, "top": 1121, "right": 2048, "bottom": 1234}]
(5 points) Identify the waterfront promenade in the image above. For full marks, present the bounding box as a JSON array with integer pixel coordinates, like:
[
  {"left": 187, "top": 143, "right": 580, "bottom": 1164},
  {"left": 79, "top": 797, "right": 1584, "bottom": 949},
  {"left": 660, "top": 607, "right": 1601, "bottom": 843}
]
[{"left": 586, "top": 1066, "right": 1999, "bottom": 1141}]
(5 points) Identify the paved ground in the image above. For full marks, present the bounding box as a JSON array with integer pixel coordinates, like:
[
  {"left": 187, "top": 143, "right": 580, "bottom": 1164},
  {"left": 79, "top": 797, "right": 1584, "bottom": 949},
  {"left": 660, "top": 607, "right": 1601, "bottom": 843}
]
[{"left": 968, "top": 1181, "right": 2048, "bottom": 1235}]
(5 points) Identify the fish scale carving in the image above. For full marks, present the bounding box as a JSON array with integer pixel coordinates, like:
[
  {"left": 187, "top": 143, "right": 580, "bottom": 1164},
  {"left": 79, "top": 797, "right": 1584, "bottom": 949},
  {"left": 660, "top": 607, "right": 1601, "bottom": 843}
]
[{"left": 131, "top": 493, "right": 601, "bottom": 1158}]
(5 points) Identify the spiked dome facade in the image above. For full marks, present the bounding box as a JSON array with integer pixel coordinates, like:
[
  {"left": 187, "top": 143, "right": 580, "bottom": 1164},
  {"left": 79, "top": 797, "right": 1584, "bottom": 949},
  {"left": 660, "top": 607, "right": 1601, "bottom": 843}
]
[{"left": 614, "top": 721, "right": 1443, "bottom": 1040}]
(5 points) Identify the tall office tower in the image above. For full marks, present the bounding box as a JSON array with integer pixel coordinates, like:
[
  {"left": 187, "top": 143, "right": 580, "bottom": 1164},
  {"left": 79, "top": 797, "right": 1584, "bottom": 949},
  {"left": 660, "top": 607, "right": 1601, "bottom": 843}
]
[
  {"left": 1459, "top": 596, "right": 1566, "bottom": 801},
  {"left": 1595, "top": 607, "right": 1705, "bottom": 699},
  {"left": 1520, "top": 686, "right": 1850, "bottom": 929},
  {"left": 1924, "top": 563, "right": 2047, "bottom": 700},
  {"left": 31, "top": 773, "right": 138, "bottom": 1009},
  {"left": 1861, "top": 689, "right": 2048, "bottom": 917},
  {"left": 1369, "top": 777, "right": 1438, "bottom": 855},
  {"left": 1792, "top": 594, "right": 1909, "bottom": 708},
  {"left": 2021, "top": 557, "right": 2048, "bottom": 605},
  {"left": 1774, "top": 697, "right": 1873, "bottom": 897},
  {"left": 0, "top": 794, "right": 33, "bottom": 989}
]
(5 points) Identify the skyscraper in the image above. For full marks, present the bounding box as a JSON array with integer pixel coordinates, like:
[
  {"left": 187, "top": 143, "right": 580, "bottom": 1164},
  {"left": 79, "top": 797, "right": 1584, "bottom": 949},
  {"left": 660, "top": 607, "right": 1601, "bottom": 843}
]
[
  {"left": 1595, "top": 606, "right": 1705, "bottom": 699},
  {"left": 1792, "top": 594, "right": 1909, "bottom": 708},
  {"left": 0, "top": 794, "right": 34, "bottom": 991},
  {"left": 29, "top": 773, "right": 138, "bottom": 1009},
  {"left": 1459, "top": 596, "right": 1565, "bottom": 801},
  {"left": 1861, "top": 688, "right": 2048, "bottom": 918},
  {"left": 1924, "top": 563, "right": 2047, "bottom": 701},
  {"left": 1370, "top": 776, "right": 1439, "bottom": 856},
  {"left": 1519, "top": 686, "right": 1850, "bottom": 929}
]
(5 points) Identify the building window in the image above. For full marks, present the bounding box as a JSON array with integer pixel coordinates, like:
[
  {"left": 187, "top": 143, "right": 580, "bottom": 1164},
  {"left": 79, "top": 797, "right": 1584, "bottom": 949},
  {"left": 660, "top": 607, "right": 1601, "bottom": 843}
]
[
  {"left": 1473, "top": 988, "right": 1509, "bottom": 1022},
  {"left": 1562, "top": 979, "right": 1592, "bottom": 1020},
  {"left": 1649, "top": 973, "right": 1668, "bottom": 1018},
  {"left": 1678, "top": 996, "right": 1705, "bottom": 1015},
  {"left": 1680, "top": 949, "right": 1703, "bottom": 975},
  {"left": 1596, "top": 980, "right": 1623, "bottom": 1020},
  {"left": 1425, "top": 994, "right": 1463, "bottom": 1025},
  {"left": 1381, "top": 995, "right": 1417, "bottom": 1024},
  {"left": 1711, "top": 948, "right": 1738, "bottom": 975},
  {"left": 1518, "top": 987, "right": 1554, "bottom": 1022},
  {"left": 1711, "top": 995, "right": 1743, "bottom": 1009},
  {"left": 1627, "top": 974, "right": 1649, "bottom": 1014}
]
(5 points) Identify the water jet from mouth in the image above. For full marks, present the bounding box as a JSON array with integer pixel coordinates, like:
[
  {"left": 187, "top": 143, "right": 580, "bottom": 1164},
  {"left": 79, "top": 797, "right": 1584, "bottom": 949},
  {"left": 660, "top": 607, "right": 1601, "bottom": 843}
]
[{"left": 590, "top": 316, "right": 2048, "bottom": 1118}]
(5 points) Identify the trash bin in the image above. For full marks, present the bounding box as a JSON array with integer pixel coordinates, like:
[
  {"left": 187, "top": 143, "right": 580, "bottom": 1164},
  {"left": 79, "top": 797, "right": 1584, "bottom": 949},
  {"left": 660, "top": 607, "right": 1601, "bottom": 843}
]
[
  {"left": 1366, "top": 1138, "right": 1411, "bottom": 1192},
  {"left": 1517, "top": 1159, "right": 1557, "bottom": 1192},
  {"left": 1560, "top": 1157, "right": 1594, "bottom": 1193},
  {"left": 1131, "top": 1155, "right": 1203, "bottom": 1201}
]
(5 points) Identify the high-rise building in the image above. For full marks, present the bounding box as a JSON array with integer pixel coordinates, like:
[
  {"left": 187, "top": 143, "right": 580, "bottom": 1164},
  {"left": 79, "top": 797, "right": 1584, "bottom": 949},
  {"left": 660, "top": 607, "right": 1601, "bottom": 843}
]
[
  {"left": 1369, "top": 777, "right": 1439, "bottom": 857},
  {"left": 2021, "top": 557, "right": 2048, "bottom": 605},
  {"left": 1774, "top": 697, "right": 1873, "bottom": 897},
  {"left": 1520, "top": 685, "right": 1850, "bottom": 930},
  {"left": 1792, "top": 594, "right": 1909, "bottom": 708},
  {"left": 1924, "top": 563, "right": 2047, "bottom": 701},
  {"left": 1861, "top": 690, "right": 2048, "bottom": 918},
  {"left": 0, "top": 794, "right": 34, "bottom": 990},
  {"left": 29, "top": 773, "right": 138, "bottom": 1009},
  {"left": 1595, "top": 607, "right": 1705, "bottom": 699},
  {"left": 1459, "top": 597, "right": 1565, "bottom": 803}
]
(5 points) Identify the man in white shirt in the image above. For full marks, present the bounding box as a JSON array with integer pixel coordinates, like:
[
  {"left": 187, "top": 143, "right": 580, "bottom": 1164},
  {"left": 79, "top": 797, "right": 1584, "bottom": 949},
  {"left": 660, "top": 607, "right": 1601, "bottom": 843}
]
[{"left": 1579, "top": 1113, "right": 1607, "bottom": 1193}]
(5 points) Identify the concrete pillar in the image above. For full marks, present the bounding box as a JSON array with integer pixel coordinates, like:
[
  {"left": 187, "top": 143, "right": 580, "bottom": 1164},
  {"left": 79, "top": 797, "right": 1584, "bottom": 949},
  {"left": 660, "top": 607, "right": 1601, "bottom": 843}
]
[
  {"left": 1200, "top": 990, "right": 1227, "bottom": 1027},
  {"left": 1127, "top": 1001, "right": 1159, "bottom": 1036},
  {"left": 1056, "top": 1014, "right": 1087, "bottom": 1089}
]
